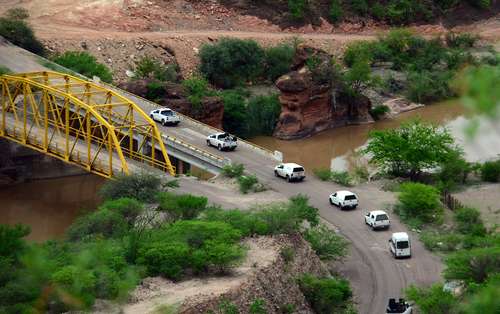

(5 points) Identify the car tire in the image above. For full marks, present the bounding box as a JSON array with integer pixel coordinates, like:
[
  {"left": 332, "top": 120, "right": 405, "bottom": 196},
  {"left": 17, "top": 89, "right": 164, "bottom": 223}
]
[
  {"left": 371, "top": 224, "right": 375, "bottom": 231},
  {"left": 286, "top": 175, "right": 291, "bottom": 182},
  {"left": 162, "top": 119, "right": 167, "bottom": 126},
  {"left": 150, "top": 114, "right": 154, "bottom": 119},
  {"left": 206, "top": 140, "right": 211, "bottom": 147},
  {"left": 274, "top": 170, "right": 279, "bottom": 177},
  {"left": 329, "top": 198, "right": 334, "bottom": 205},
  {"left": 353, "top": 205, "right": 358, "bottom": 209},
  {"left": 218, "top": 144, "right": 222, "bottom": 151},
  {"left": 230, "top": 147, "right": 236, "bottom": 151}
]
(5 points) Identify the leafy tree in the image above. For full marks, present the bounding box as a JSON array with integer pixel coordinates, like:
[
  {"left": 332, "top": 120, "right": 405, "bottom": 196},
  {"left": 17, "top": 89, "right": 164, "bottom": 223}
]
[
  {"left": 329, "top": 0, "right": 343, "bottom": 22},
  {"left": 0, "top": 17, "right": 44, "bottom": 55},
  {"left": 99, "top": 198, "right": 143, "bottom": 227},
  {"left": 264, "top": 44, "right": 295, "bottom": 81},
  {"left": 246, "top": 94, "right": 281, "bottom": 137},
  {"left": 364, "top": 120, "right": 458, "bottom": 178},
  {"left": 221, "top": 89, "right": 248, "bottom": 137},
  {"left": 397, "top": 182, "right": 442, "bottom": 224},
  {"left": 134, "top": 57, "right": 178, "bottom": 82},
  {"left": 99, "top": 173, "right": 162, "bottom": 202},
  {"left": 199, "top": 38, "right": 265, "bottom": 88},
  {"left": 480, "top": 160, "right": 500, "bottom": 182},
  {"left": 157, "top": 192, "right": 208, "bottom": 221},
  {"left": 288, "top": 0, "right": 307, "bottom": 19},
  {"left": 52, "top": 51, "right": 112, "bottom": 83},
  {"left": 182, "top": 76, "right": 212, "bottom": 110},
  {"left": 444, "top": 246, "right": 500, "bottom": 284},
  {"left": 462, "top": 276, "right": 500, "bottom": 314},
  {"left": 454, "top": 207, "right": 486, "bottom": 236},
  {"left": 304, "top": 224, "right": 348, "bottom": 261},
  {"left": 66, "top": 208, "right": 128, "bottom": 241},
  {"left": 438, "top": 149, "right": 474, "bottom": 190},
  {"left": 405, "top": 284, "right": 457, "bottom": 314}
]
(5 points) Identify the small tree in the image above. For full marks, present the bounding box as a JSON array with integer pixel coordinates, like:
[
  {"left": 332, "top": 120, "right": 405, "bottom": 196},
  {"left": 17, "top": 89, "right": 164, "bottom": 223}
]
[
  {"left": 304, "top": 225, "right": 348, "bottom": 261},
  {"left": 0, "top": 17, "right": 44, "bottom": 55},
  {"left": 444, "top": 247, "right": 500, "bottom": 284},
  {"left": 398, "top": 182, "right": 442, "bottom": 224},
  {"left": 52, "top": 51, "right": 112, "bottom": 83},
  {"left": 364, "top": 120, "right": 458, "bottom": 179},
  {"left": 405, "top": 284, "right": 457, "bottom": 314},
  {"left": 298, "top": 274, "right": 352, "bottom": 313},
  {"left": 264, "top": 44, "right": 295, "bottom": 81},
  {"left": 99, "top": 173, "right": 162, "bottom": 202},
  {"left": 134, "top": 57, "right": 177, "bottom": 82}
]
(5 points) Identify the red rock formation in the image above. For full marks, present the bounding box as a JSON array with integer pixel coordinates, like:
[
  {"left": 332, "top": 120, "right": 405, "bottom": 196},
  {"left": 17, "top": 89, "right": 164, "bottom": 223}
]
[
  {"left": 274, "top": 46, "right": 373, "bottom": 140},
  {"left": 119, "top": 80, "right": 224, "bottom": 129}
]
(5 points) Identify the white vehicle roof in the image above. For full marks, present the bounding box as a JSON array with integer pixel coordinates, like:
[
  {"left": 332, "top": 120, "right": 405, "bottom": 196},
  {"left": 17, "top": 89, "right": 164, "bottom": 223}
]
[
  {"left": 392, "top": 232, "right": 409, "bottom": 241},
  {"left": 334, "top": 190, "right": 356, "bottom": 197},
  {"left": 280, "top": 163, "right": 304, "bottom": 168},
  {"left": 369, "top": 210, "right": 388, "bottom": 216},
  {"left": 212, "top": 132, "right": 230, "bottom": 136}
]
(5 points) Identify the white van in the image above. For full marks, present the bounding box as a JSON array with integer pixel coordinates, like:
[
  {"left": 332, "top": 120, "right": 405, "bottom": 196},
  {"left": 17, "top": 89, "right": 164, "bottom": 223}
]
[{"left": 389, "top": 232, "right": 411, "bottom": 258}]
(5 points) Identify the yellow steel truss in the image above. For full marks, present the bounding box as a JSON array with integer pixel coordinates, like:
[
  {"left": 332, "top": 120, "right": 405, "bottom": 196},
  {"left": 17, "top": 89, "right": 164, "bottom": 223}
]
[{"left": 0, "top": 71, "right": 176, "bottom": 178}]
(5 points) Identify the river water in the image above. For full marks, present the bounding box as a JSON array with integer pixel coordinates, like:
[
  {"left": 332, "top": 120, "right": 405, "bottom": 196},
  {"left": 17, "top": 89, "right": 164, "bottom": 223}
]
[
  {"left": 3, "top": 101, "right": 500, "bottom": 241},
  {"left": 252, "top": 101, "right": 500, "bottom": 171}
]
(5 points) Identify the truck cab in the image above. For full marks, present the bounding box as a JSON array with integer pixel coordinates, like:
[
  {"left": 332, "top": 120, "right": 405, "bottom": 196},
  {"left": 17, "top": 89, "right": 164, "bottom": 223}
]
[
  {"left": 365, "top": 210, "right": 390, "bottom": 230},
  {"left": 206, "top": 132, "right": 238, "bottom": 151},
  {"left": 389, "top": 232, "right": 411, "bottom": 258}
]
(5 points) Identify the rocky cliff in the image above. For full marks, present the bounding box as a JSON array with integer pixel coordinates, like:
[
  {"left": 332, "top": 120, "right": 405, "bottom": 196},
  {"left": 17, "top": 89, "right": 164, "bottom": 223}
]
[
  {"left": 120, "top": 80, "right": 224, "bottom": 129},
  {"left": 274, "top": 46, "right": 373, "bottom": 140}
]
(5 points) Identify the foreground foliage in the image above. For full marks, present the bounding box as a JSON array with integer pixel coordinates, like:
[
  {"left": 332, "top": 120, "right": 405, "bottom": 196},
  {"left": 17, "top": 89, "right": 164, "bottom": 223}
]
[{"left": 51, "top": 51, "right": 113, "bottom": 83}]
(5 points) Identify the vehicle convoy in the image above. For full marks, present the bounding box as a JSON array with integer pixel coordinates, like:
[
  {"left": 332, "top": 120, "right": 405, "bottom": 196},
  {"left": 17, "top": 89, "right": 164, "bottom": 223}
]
[
  {"left": 206, "top": 132, "right": 238, "bottom": 151},
  {"left": 329, "top": 190, "right": 358, "bottom": 209},
  {"left": 389, "top": 232, "right": 411, "bottom": 258},
  {"left": 386, "top": 298, "right": 413, "bottom": 314},
  {"left": 274, "top": 163, "right": 305, "bottom": 182},
  {"left": 149, "top": 108, "right": 180, "bottom": 126},
  {"left": 365, "top": 210, "right": 390, "bottom": 230}
]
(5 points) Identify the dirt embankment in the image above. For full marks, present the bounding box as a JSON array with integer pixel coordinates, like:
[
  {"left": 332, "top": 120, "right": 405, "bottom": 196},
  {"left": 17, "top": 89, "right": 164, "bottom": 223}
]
[{"left": 119, "top": 234, "right": 329, "bottom": 314}]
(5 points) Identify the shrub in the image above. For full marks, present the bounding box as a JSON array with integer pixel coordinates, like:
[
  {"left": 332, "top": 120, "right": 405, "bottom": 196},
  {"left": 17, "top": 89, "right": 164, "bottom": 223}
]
[
  {"left": 0, "top": 17, "right": 44, "bottom": 55},
  {"left": 99, "top": 173, "right": 161, "bottom": 202},
  {"left": 405, "top": 284, "right": 457, "bottom": 314},
  {"left": 438, "top": 150, "right": 473, "bottom": 191},
  {"left": 371, "top": 3, "right": 386, "bottom": 20},
  {"left": 454, "top": 207, "right": 486, "bottom": 236},
  {"left": 199, "top": 38, "right": 265, "bottom": 88},
  {"left": 138, "top": 241, "right": 190, "bottom": 280},
  {"left": 145, "top": 80, "right": 166, "bottom": 101},
  {"left": 52, "top": 51, "right": 112, "bottom": 83},
  {"left": 0, "top": 224, "right": 30, "bottom": 261},
  {"left": 329, "top": 0, "right": 343, "bottom": 23},
  {"left": 196, "top": 240, "right": 245, "bottom": 273},
  {"left": 480, "top": 160, "right": 500, "bottom": 182},
  {"left": 330, "top": 171, "right": 352, "bottom": 186},
  {"left": 397, "top": 182, "right": 442, "bottom": 224},
  {"left": 406, "top": 70, "right": 455, "bottom": 103},
  {"left": 221, "top": 89, "right": 249, "bottom": 137},
  {"left": 238, "top": 174, "right": 259, "bottom": 194},
  {"left": 304, "top": 225, "right": 348, "bottom": 261},
  {"left": 369, "top": 105, "right": 390, "bottom": 120},
  {"left": 134, "top": 57, "right": 177, "bottom": 82},
  {"left": 280, "top": 247, "right": 295, "bottom": 264},
  {"left": 157, "top": 192, "right": 208, "bottom": 221},
  {"left": 288, "top": 0, "right": 307, "bottom": 19},
  {"left": 298, "top": 274, "right": 352, "bottom": 313},
  {"left": 420, "top": 231, "right": 463, "bottom": 252},
  {"left": 264, "top": 44, "right": 295, "bottom": 81},
  {"left": 467, "top": 0, "right": 491, "bottom": 9},
  {"left": 343, "top": 41, "right": 374, "bottom": 67},
  {"left": 218, "top": 300, "right": 239, "bottom": 314},
  {"left": 66, "top": 209, "right": 128, "bottom": 241},
  {"left": 222, "top": 163, "right": 245, "bottom": 178},
  {"left": 250, "top": 299, "right": 267, "bottom": 314},
  {"left": 182, "top": 76, "right": 211, "bottom": 110},
  {"left": 445, "top": 32, "right": 478, "bottom": 49},
  {"left": 5, "top": 8, "right": 30, "bottom": 20},
  {"left": 350, "top": 0, "right": 369, "bottom": 16},
  {"left": 444, "top": 246, "right": 500, "bottom": 284},
  {"left": 0, "top": 65, "right": 10, "bottom": 75},
  {"left": 461, "top": 277, "right": 500, "bottom": 314},
  {"left": 99, "top": 198, "right": 143, "bottom": 226},
  {"left": 246, "top": 94, "right": 281, "bottom": 137},
  {"left": 313, "top": 168, "right": 332, "bottom": 181}
]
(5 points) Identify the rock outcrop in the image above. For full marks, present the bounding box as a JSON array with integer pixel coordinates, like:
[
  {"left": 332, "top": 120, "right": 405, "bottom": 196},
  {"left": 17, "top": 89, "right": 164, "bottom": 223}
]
[
  {"left": 120, "top": 80, "right": 224, "bottom": 129},
  {"left": 274, "top": 46, "right": 373, "bottom": 140}
]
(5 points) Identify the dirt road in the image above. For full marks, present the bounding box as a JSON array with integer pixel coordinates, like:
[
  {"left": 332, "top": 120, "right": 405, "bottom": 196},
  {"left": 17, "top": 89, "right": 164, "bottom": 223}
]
[{"left": 0, "top": 41, "right": 443, "bottom": 314}]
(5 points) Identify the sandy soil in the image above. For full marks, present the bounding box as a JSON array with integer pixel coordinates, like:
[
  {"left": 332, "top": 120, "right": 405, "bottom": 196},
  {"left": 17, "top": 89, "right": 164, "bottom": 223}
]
[
  {"left": 453, "top": 183, "right": 500, "bottom": 230},
  {"left": 121, "top": 236, "right": 280, "bottom": 314}
]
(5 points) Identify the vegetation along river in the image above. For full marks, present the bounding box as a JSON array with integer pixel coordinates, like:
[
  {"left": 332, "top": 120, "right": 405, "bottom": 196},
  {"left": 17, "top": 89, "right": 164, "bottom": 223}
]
[{"left": 3, "top": 100, "right": 500, "bottom": 241}]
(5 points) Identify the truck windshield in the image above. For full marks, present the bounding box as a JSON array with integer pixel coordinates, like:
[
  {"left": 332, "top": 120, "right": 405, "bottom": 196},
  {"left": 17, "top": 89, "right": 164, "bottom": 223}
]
[
  {"left": 376, "top": 214, "right": 388, "bottom": 221},
  {"left": 396, "top": 241, "right": 409, "bottom": 249},
  {"left": 293, "top": 167, "right": 304, "bottom": 172},
  {"left": 161, "top": 110, "right": 173, "bottom": 116}
]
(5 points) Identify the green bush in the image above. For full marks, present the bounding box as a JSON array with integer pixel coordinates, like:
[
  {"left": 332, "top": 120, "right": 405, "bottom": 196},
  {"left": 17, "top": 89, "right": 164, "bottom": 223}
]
[
  {"left": 221, "top": 89, "right": 249, "bottom": 137},
  {"left": 350, "top": 0, "right": 369, "bottom": 15},
  {"left": 343, "top": 41, "right": 374, "bottom": 67},
  {"left": 444, "top": 246, "right": 500, "bottom": 284},
  {"left": 52, "top": 51, "right": 112, "bottom": 83},
  {"left": 134, "top": 57, "right": 178, "bottom": 82},
  {"left": 313, "top": 168, "right": 332, "bottom": 181},
  {"left": 99, "top": 173, "right": 162, "bottom": 202},
  {"left": 329, "top": 0, "right": 343, "bottom": 22},
  {"left": 406, "top": 70, "right": 455, "bottom": 103},
  {"left": 280, "top": 247, "right": 295, "bottom": 264},
  {"left": 298, "top": 274, "right": 353, "bottom": 313},
  {"left": 397, "top": 182, "right": 442, "bottom": 224},
  {"left": 199, "top": 38, "right": 265, "bottom": 88},
  {"left": 438, "top": 150, "right": 473, "bottom": 191},
  {"left": 5, "top": 8, "right": 30, "bottom": 20},
  {"left": 288, "top": 0, "right": 307, "bottom": 19},
  {"left": 138, "top": 241, "right": 190, "bottom": 280},
  {"left": 250, "top": 299, "right": 267, "bottom": 314},
  {"left": 145, "top": 81, "right": 166, "bottom": 101},
  {"left": 157, "top": 192, "right": 208, "bottom": 221},
  {"left": 467, "top": 0, "right": 491, "bottom": 9},
  {"left": 0, "top": 17, "right": 44, "bottom": 55},
  {"left": 66, "top": 209, "right": 128, "bottom": 241},
  {"left": 246, "top": 94, "right": 281, "bottom": 137},
  {"left": 238, "top": 174, "right": 259, "bottom": 194},
  {"left": 330, "top": 171, "right": 352, "bottom": 186},
  {"left": 99, "top": 198, "right": 143, "bottom": 227},
  {"left": 369, "top": 105, "right": 390, "bottom": 120},
  {"left": 461, "top": 277, "right": 500, "bottom": 314},
  {"left": 454, "top": 207, "right": 486, "bottom": 236},
  {"left": 264, "top": 44, "right": 295, "bottom": 81},
  {"left": 480, "top": 160, "right": 500, "bottom": 182},
  {"left": 405, "top": 284, "right": 457, "bottom": 314},
  {"left": 420, "top": 231, "right": 463, "bottom": 252},
  {"left": 182, "top": 76, "right": 211, "bottom": 110},
  {"left": 222, "top": 163, "right": 245, "bottom": 178},
  {"left": 304, "top": 225, "right": 348, "bottom": 261},
  {"left": 371, "top": 3, "right": 386, "bottom": 20},
  {"left": 0, "top": 65, "right": 10, "bottom": 75},
  {"left": 445, "top": 32, "right": 478, "bottom": 49}
]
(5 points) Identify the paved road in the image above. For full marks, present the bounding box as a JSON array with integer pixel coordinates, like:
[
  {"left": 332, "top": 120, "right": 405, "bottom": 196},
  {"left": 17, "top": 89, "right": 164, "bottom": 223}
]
[{"left": 0, "top": 41, "right": 443, "bottom": 314}]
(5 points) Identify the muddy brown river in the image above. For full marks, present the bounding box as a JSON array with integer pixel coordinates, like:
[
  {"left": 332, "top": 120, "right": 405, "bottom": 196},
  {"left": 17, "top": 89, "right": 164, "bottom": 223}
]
[{"left": 3, "top": 101, "right": 500, "bottom": 241}]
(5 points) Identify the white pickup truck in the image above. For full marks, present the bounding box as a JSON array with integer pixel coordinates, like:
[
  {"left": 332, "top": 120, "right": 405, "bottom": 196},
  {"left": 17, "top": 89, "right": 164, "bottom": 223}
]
[
  {"left": 206, "top": 132, "right": 237, "bottom": 151},
  {"left": 149, "top": 108, "right": 180, "bottom": 126}
]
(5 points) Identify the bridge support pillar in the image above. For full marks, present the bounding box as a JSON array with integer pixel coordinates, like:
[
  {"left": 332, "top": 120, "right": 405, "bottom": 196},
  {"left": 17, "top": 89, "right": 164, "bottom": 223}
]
[{"left": 177, "top": 159, "right": 184, "bottom": 174}]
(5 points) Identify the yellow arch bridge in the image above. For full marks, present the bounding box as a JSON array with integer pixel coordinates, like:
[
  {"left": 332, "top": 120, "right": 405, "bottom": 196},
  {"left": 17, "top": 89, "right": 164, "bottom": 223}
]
[{"left": 0, "top": 71, "right": 176, "bottom": 178}]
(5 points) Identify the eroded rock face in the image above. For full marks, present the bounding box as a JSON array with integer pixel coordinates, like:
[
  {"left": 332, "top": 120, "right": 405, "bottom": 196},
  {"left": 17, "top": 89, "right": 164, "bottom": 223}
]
[
  {"left": 119, "top": 80, "right": 224, "bottom": 129},
  {"left": 274, "top": 46, "right": 373, "bottom": 140}
]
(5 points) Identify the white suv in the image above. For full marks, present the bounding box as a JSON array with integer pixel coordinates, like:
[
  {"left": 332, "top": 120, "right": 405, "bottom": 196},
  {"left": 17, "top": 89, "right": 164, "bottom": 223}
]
[
  {"left": 365, "top": 210, "right": 390, "bottom": 230},
  {"left": 150, "top": 108, "right": 180, "bottom": 126},
  {"left": 274, "top": 163, "right": 305, "bottom": 182},
  {"left": 329, "top": 190, "right": 358, "bottom": 209}
]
